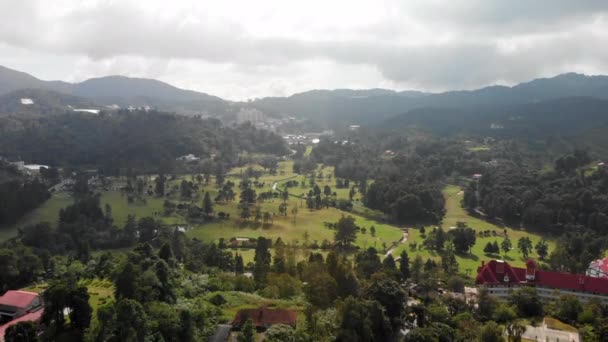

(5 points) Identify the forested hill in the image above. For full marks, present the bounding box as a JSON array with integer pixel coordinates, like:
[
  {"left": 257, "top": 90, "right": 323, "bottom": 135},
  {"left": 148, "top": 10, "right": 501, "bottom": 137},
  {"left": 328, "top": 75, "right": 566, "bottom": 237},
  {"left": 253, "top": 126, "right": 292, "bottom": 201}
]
[
  {"left": 381, "top": 96, "right": 608, "bottom": 153},
  {"left": 250, "top": 73, "right": 608, "bottom": 128},
  {"left": 0, "top": 110, "right": 289, "bottom": 172}
]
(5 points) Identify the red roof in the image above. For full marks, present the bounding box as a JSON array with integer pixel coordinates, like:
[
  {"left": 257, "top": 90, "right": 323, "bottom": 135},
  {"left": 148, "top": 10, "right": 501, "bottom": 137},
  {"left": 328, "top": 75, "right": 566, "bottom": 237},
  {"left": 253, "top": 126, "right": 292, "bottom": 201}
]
[
  {"left": 232, "top": 307, "right": 297, "bottom": 328},
  {"left": 0, "top": 308, "right": 43, "bottom": 341},
  {"left": 0, "top": 291, "right": 38, "bottom": 309},
  {"left": 476, "top": 259, "right": 608, "bottom": 296}
]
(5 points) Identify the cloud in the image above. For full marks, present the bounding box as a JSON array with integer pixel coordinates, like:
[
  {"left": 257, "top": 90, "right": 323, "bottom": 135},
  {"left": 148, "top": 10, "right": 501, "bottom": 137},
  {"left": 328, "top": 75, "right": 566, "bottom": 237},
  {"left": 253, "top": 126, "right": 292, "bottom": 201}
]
[{"left": 1, "top": 0, "right": 608, "bottom": 98}]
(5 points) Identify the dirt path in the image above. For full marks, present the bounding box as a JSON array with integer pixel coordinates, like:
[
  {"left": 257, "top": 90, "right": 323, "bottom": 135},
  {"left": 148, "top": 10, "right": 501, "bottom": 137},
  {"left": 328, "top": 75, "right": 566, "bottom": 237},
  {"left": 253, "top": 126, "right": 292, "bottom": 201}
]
[{"left": 385, "top": 229, "right": 409, "bottom": 257}]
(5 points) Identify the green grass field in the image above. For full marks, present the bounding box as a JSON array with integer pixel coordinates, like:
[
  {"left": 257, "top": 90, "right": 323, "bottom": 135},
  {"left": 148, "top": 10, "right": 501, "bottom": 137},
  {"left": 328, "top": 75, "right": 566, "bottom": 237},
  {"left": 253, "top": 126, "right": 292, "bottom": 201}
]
[
  {"left": 24, "top": 278, "right": 114, "bottom": 322},
  {"left": 0, "top": 193, "right": 74, "bottom": 241},
  {"left": 391, "top": 185, "right": 555, "bottom": 276}
]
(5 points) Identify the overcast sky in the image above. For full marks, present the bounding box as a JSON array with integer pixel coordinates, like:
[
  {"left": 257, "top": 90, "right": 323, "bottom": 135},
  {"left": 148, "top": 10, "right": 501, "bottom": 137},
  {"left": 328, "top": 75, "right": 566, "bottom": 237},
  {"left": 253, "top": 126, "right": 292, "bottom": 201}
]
[{"left": 1, "top": 0, "right": 608, "bottom": 100}]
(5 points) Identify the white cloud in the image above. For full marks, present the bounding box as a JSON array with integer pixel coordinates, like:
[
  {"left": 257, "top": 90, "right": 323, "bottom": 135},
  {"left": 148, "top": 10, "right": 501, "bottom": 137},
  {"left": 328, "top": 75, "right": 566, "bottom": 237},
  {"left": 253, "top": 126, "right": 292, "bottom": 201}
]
[{"left": 0, "top": 0, "right": 608, "bottom": 99}]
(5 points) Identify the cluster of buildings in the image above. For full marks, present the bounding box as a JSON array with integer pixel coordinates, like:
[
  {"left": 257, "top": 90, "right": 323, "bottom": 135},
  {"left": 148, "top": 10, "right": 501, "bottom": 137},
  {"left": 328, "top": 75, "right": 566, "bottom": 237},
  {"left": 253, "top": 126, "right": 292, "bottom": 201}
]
[{"left": 0, "top": 290, "right": 44, "bottom": 341}]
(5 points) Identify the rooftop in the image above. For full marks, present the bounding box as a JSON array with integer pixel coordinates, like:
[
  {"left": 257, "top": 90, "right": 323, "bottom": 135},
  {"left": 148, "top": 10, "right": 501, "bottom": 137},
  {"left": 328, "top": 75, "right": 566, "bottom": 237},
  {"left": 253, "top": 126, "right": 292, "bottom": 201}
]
[
  {"left": 232, "top": 307, "right": 297, "bottom": 328},
  {"left": 0, "top": 291, "right": 39, "bottom": 310},
  {"left": 477, "top": 259, "right": 608, "bottom": 296}
]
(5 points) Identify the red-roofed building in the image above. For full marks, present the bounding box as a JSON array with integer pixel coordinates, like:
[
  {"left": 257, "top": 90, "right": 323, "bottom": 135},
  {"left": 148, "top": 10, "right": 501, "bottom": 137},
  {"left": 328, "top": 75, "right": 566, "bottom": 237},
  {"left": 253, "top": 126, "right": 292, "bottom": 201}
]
[
  {"left": 0, "top": 291, "right": 41, "bottom": 323},
  {"left": 476, "top": 259, "right": 608, "bottom": 304},
  {"left": 587, "top": 258, "right": 608, "bottom": 279},
  {"left": 0, "top": 308, "right": 43, "bottom": 342},
  {"left": 232, "top": 307, "right": 297, "bottom": 331}
]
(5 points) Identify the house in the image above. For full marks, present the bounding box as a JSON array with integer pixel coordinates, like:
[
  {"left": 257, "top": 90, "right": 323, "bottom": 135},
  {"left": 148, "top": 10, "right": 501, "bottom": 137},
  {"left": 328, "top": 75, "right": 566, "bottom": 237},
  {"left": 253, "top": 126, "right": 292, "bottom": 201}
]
[
  {"left": 0, "top": 291, "right": 42, "bottom": 323},
  {"left": 587, "top": 258, "right": 608, "bottom": 279},
  {"left": 0, "top": 291, "right": 44, "bottom": 341},
  {"left": 176, "top": 154, "right": 200, "bottom": 162},
  {"left": 476, "top": 259, "right": 608, "bottom": 304},
  {"left": 232, "top": 307, "right": 297, "bottom": 331}
]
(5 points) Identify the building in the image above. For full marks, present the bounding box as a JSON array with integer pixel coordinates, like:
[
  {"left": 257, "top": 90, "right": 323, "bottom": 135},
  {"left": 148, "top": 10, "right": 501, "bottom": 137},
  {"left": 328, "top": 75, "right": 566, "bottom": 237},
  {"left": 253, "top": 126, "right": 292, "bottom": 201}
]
[
  {"left": 476, "top": 259, "right": 608, "bottom": 304},
  {"left": 0, "top": 291, "right": 44, "bottom": 341},
  {"left": 587, "top": 258, "right": 608, "bottom": 279},
  {"left": 0, "top": 291, "right": 42, "bottom": 323},
  {"left": 176, "top": 154, "right": 200, "bottom": 162},
  {"left": 232, "top": 307, "right": 297, "bottom": 331}
]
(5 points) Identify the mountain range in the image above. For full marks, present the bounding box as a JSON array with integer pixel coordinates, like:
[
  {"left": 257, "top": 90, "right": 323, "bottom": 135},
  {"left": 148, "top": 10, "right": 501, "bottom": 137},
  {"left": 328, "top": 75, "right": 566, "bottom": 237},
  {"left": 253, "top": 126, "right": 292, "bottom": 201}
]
[{"left": 2, "top": 64, "right": 608, "bottom": 133}]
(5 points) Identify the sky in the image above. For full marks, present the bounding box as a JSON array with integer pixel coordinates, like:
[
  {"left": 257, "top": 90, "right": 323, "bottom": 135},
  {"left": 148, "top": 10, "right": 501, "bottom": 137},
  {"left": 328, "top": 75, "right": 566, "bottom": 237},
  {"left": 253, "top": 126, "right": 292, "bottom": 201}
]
[{"left": 1, "top": 0, "right": 608, "bottom": 100}]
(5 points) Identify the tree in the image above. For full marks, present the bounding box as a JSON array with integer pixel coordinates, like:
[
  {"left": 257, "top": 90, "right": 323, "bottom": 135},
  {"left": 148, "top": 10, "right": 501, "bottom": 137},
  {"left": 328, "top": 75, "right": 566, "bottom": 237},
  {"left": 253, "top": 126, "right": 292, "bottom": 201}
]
[
  {"left": 265, "top": 324, "right": 296, "bottom": 342},
  {"left": 451, "top": 227, "right": 476, "bottom": 254},
  {"left": 517, "top": 237, "right": 533, "bottom": 259},
  {"left": 535, "top": 240, "right": 549, "bottom": 260},
  {"left": 477, "top": 288, "right": 498, "bottom": 321},
  {"left": 483, "top": 242, "right": 494, "bottom": 254},
  {"left": 324, "top": 185, "right": 332, "bottom": 197},
  {"left": 203, "top": 192, "right": 213, "bottom": 218},
  {"left": 355, "top": 247, "right": 382, "bottom": 279},
  {"left": 399, "top": 250, "right": 410, "bottom": 281},
  {"left": 411, "top": 255, "right": 424, "bottom": 283},
  {"left": 501, "top": 236, "right": 512, "bottom": 256},
  {"left": 382, "top": 254, "right": 397, "bottom": 275},
  {"left": 159, "top": 243, "right": 174, "bottom": 263},
  {"left": 41, "top": 280, "right": 92, "bottom": 338},
  {"left": 238, "top": 319, "right": 256, "bottom": 342},
  {"left": 479, "top": 321, "right": 504, "bottom": 342},
  {"left": 235, "top": 253, "right": 244, "bottom": 274},
  {"left": 552, "top": 294, "right": 582, "bottom": 324},
  {"left": 115, "top": 299, "right": 147, "bottom": 342},
  {"left": 364, "top": 275, "right": 407, "bottom": 329},
  {"left": 349, "top": 186, "right": 356, "bottom": 201},
  {"left": 180, "top": 180, "right": 192, "bottom": 198},
  {"left": 441, "top": 248, "right": 459, "bottom": 274},
  {"left": 155, "top": 174, "right": 166, "bottom": 196},
  {"left": 179, "top": 310, "right": 195, "bottom": 342},
  {"left": 4, "top": 321, "right": 39, "bottom": 342},
  {"left": 334, "top": 216, "right": 357, "bottom": 248},
  {"left": 253, "top": 237, "right": 271, "bottom": 286},
  {"left": 505, "top": 320, "right": 526, "bottom": 342},
  {"left": 115, "top": 263, "right": 138, "bottom": 300},
  {"left": 273, "top": 238, "right": 286, "bottom": 273},
  {"left": 509, "top": 287, "right": 543, "bottom": 317}
]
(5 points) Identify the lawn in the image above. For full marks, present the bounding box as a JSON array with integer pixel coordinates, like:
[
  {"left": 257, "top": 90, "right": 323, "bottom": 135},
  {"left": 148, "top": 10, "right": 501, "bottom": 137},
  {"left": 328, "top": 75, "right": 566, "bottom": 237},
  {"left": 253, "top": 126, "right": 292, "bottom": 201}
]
[
  {"left": 0, "top": 193, "right": 74, "bottom": 242},
  {"left": 23, "top": 278, "right": 114, "bottom": 322},
  {"left": 391, "top": 185, "right": 555, "bottom": 277},
  {"left": 187, "top": 206, "right": 402, "bottom": 252},
  {"left": 204, "top": 291, "right": 307, "bottom": 322}
]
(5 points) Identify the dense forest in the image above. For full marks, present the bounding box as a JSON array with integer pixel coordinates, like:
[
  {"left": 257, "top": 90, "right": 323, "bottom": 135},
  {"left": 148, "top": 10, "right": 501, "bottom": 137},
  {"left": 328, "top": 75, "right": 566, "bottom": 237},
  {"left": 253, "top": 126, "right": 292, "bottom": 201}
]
[
  {"left": 463, "top": 149, "right": 608, "bottom": 273},
  {"left": 0, "top": 110, "right": 289, "bottom": 173}
]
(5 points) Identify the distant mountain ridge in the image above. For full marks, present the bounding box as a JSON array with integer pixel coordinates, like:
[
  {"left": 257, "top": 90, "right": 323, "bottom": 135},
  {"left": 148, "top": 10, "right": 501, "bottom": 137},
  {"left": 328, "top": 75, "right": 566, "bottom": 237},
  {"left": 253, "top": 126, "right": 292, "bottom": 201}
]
[
  {"left": 0, "top": 65, "right": 232, "bottom": 117},
  {"left": 2, "top": 64, "right": 608, "bottom": 127}
]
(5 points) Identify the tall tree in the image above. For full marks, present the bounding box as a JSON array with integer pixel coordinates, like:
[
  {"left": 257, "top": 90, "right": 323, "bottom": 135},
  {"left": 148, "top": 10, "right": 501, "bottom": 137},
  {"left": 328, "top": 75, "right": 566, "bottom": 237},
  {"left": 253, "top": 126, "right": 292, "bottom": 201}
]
[
  {"left": 399, "top": 250, "right": 410, "bottom": 281},
  {"left": 238, "top": 319, "right": 256, "bottom": 342},
  {"left": 334, "top": 216, "right": 358, "bottom": 248},
  {"left": 253, "top": 237, "right": 272, "bottom": 286},
  {"left": 501, "top": 236, "right": 512, "bottom": 256},
  {"left": 517, "top": 237, "right": 533, "bottom": 259},
  {"left": 535, "top": 240, "right": 549, "bottom": 260},
  {"left": 202, "top": 191, "right": 213, "bottom": 218}
]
